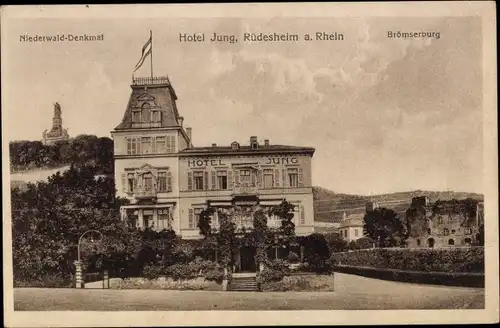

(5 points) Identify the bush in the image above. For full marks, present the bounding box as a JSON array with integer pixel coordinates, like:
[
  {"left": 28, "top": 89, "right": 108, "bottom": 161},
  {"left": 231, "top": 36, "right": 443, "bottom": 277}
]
[
  {"left": 303, "top": 233, "right": 332, "bottom": 274},
  {"left": 287, "top": 252, "right": 300, "bottom": 263},
  {"left": 142, "top": 264, "right": 164, "bottom": 280},
  {"left": 257, "top": 259, "right": 291, "bottom": 284},
  {"left": 331, "top": 247, "right": 484, "bottom": 273},
  {"left": 14, "top": 273, "right": 73, "bottom": 288},
  {"left": 204, "top": 267, "right": 224, "bottom": 284},
  {"left": 354, "top": 237, "right": 374, "bottom": 249},
  {"left": 166, "top": 263, "right": 198, "bottom": 281},
  {"left": 334, "top": 265, "right": 484, "bottom": 288},
  {"left": 261, "top": 275, "right": 336, "bottom": 292}
]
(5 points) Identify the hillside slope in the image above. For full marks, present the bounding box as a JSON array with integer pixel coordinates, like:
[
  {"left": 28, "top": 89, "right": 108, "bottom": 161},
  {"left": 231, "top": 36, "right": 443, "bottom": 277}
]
[{"left": 313, "top": 186, "right": 484, "bottom": 223}]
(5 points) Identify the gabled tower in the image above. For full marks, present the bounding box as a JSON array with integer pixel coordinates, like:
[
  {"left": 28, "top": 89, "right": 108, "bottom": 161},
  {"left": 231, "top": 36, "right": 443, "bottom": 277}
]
[{"left": 111, "top": 75, "right": 192, "bottom": 232}]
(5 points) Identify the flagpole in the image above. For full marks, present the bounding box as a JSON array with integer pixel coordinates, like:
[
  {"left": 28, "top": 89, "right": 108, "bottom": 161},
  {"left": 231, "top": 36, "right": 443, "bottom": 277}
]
[{"left": 150, "top": 30, "right": 153, "bottom": 79}]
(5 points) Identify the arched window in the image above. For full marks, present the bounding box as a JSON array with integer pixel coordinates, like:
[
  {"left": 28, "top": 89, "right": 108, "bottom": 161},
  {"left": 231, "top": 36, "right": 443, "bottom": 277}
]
[
  {"left": 427, "top": 238, "right": 435, "bottom": 248},
  {"left": 464, "top": 238, "right": 472, "bottom": 245},
  {"left": 448, "top": 239, "right": 455, "bottom": 246},
  {"left": 416, "top": 239, "right": 421, "bottom": 246},
  {"left": 443, "top": 228, "right": 450, "bottom": 236},
  {"left": 141, "top": 103, "right": 151, "bottom": 123}
]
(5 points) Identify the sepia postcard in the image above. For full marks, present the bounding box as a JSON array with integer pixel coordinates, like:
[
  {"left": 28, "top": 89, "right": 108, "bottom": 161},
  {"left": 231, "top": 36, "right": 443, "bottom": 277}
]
[{"left": 1, "top": 2, "right": 498, "bottom": 327}]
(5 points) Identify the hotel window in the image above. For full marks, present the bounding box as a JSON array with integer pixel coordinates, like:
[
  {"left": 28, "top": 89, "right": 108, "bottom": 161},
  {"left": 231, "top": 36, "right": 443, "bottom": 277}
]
[
  {"left": 217, "top": 171, "right": 228, "bottom": 189},
  {"left": 288, "top": 168, "right": 299, "bottom": 187},
  {"left": 155, "top": 136, "right": 166, "bottom": 153},
  {"left": 127, "top": 173, "right": 135, "bottom": 192},
  {"left": 127, "top": 137, "right": 140, "bottom": 155},
  {"left": 152, "top": 110, "right": 162, "bottom": 123},
  {"left": 355, "top": 229, "right": 359, "bottom": 237},
  {"left": 443, "top": 228, "right": 450, "bottom": 236},
  {"left": 141, "top": 137, "right": 152, "bottom": 154},
  {"left": 240, "top": 169, "right": 251, "bottom": 185},
  {"left": 189, "top": 208, "right": 202, "bottom": 229},
  {"left": 157, "top": 209, "right": 171, "bottom": 230},
  {"left": 193, "top": 171, "right": 204, "bottom": 190},
  {"left": 158, "top": 171, "right": 167, "bottom": 192},
  {"left": 132, "top": 110, "right": 141, "bottom": 123},
  {"left": 143, "top": 172, "right": 153, "bottom": 191},
  {"left": 142, "top": 103, "right": 151, "bottom": 123},
  {"left": 166, "top": 136, "right": 176, "bottom": 153},
  {"left": 143, "top": 209, "right": 154, "bottom": 228},
  {"left": 416, "top": 239, "right": 421, "bottom": 246},
  {"left": 263, "top": 169, "right": 274, "bottom": 188}
]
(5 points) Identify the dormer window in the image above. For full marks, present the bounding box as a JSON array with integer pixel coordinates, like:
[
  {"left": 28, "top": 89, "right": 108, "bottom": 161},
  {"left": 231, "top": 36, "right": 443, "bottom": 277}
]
[
  {"left": 251, "top": 141, "right": 259, "bottom": 149},
  {"left": 141, "top": 103, "right": 151, "bottom": 123},
  {"left": 231, "top": 141, "right": 240, "bottom": 150}
]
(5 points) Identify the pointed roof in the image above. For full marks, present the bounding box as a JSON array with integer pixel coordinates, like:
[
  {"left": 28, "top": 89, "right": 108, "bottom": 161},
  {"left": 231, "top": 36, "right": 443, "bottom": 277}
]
[{"left": 114, "top": 76, "right": 181, "bottom": 130}]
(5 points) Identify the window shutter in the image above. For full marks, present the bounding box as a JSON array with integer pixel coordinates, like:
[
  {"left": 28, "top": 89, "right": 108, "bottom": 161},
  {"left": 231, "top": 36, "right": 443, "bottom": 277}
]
[
  {"left": 228, "top": 170, "right": 233, "bottom": 188},
  {"left": 274, "top": 169, "right": 280, "bottom": 187},
  {"left": 188, "top": 208, "right": 194, "bottom": 229},
  {"left": 300, "top": 205, "right": 305, "bottom": 225},
  {"left": 298, "top": 168, "right": 304, "bottom": 187},
  {"left": 282, "top": 169, "right": 288, "bottom": 188},
  {"left": 251, "top": 171, "right": 256, "bottom": 186},
  {"left": 152, "top": 137, "right": 156, "bottom": 153},
  {"left": 121, "top": 173, "right": 126, "bottom": 192},
  {"left": 167, "top": 171, "right": 172, "bottom": 192},
  {"left": 168, "top": 208, "right": 173, "bottom": 229},
  {"left": 259, "top": 169, "right": 264, "bottom": 188},
  {"left": 187, "top": 172, "right": 193, "bottom": 191},
  {"left": 234, "top": 169, "right": 240, "bottom": 185},
  {"left": 172, "top": 136, "right": 176, "bottom": 153},
  {"left": 204, "top": 171, "right": 209, "bottom": 190},
  {"left": 211, "top": 170, "right": 216, "bottom": 190}
]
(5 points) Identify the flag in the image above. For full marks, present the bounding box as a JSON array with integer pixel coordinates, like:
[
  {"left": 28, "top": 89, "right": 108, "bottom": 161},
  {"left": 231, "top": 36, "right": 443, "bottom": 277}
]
[{"left": 134, "top": 35, "right": 152, "bottom": 72}]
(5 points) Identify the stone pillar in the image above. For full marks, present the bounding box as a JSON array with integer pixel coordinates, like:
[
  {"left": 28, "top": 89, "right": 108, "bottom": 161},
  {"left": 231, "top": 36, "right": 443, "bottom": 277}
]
[
  {"left": 138, "top": 209, "right": 144, "bottom": 229},
  {"left": 222, "top": 267, "right": 229, "bottom": 291},
  {"left": 103, "top": 270, "right": 109, "bottom": 289},
  {"left": 75, "top": 261, "right": 83, "bottom": 288}
]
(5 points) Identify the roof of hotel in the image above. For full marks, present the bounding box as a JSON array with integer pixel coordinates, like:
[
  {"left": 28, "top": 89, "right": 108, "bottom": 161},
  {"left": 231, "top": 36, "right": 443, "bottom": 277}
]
[
  {"left": 114, "top": 77, "right": 182, "bottom": 130},
  {"left": 179, "top": 144, "right": 315, "bottom": 155}
]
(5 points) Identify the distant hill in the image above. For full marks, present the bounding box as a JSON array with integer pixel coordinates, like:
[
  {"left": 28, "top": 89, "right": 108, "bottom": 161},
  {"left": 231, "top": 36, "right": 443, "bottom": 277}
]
[{"left": 313, "top": 186, "right": 484, "bottom": 223}]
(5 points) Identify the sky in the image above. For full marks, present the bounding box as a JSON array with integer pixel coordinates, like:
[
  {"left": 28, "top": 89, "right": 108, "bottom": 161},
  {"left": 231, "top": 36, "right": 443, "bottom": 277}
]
[{"left": 3, "top": 16, "right": 483, "bottom": 195}]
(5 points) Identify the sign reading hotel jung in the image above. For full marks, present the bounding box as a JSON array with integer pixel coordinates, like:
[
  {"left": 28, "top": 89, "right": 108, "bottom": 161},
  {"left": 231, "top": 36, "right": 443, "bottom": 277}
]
[{"left": 187, "top": 157, "right": 299, "bottom": 167}]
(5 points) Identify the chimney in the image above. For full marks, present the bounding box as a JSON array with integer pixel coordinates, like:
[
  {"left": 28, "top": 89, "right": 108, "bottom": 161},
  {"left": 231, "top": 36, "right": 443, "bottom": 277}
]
[
  {"left": 179, "top": 116, "right": 184, "bottom": 127},
  {"left": 212, "top": 143, "right": 217, "bottom": 147},
  {"left": 186, "top": 127, "right": 192, "bottom": 143},
  {"left": 264, "top": 139, "right": 269, "bottom": 146}
]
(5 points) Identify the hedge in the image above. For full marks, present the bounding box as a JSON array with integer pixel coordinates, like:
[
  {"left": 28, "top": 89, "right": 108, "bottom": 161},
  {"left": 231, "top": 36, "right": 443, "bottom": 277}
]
[
  {"left": 331, "top": 247, "right": 484, "bottom": 273},
  {"left": 334, "top": 265, "right": 484, "bottom": 288}
]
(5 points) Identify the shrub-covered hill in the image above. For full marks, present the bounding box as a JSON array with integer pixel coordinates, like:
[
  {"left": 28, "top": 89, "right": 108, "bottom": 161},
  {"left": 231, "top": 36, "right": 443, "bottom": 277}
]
[
  {"left": 313, "top": 186, "right": 484, "bottom": 223},
  {"left": 9, "top": 134, "right": 113, "bottom": 174}
]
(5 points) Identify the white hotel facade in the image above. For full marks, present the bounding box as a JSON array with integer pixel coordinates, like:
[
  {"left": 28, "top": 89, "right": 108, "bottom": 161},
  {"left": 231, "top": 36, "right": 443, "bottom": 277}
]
[{"left": 112, "top": 76, "right": 315, "bottom": 240}]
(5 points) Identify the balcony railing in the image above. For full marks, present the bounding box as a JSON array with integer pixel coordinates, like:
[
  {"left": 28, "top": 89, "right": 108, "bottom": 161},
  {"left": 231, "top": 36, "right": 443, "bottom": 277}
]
[
  {"left": 232, "top": 183, "right": 259, "bottom": 196},
  {"left": 134, "top": 185, "right": 157, "bottom": 199},
  {"left": 131, "top": 122, "right": 162, "bottom": 129},
  {"left": 132, "top": 76, "right": 171, "bottom": 86}
]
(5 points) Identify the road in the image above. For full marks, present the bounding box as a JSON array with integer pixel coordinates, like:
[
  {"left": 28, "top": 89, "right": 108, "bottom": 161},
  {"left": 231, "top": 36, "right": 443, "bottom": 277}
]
[{"left": 14, "top": 272, "right": 484, "bottom": 311}]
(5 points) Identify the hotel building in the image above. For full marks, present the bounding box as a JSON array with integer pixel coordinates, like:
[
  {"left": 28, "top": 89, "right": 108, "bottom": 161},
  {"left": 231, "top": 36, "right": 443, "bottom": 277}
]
[{"left": 111, "top": 76, "right": 315, "bottom": 242}]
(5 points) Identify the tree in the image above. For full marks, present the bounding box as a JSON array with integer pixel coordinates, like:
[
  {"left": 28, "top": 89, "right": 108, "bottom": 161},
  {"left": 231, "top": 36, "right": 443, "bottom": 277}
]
[
  {"left": 364, "top": 207, "right": 406, "bottom": 247},
  {"left": 303, "top": 233, "right": 332, "bottom": 274},
  {"left": 323, "top": 232, "right": 349, "bottom": 253},
  {"left": 11, "top": 163, "right": 130, "bottom": 285}
]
